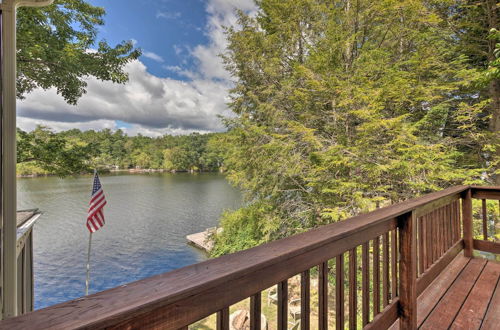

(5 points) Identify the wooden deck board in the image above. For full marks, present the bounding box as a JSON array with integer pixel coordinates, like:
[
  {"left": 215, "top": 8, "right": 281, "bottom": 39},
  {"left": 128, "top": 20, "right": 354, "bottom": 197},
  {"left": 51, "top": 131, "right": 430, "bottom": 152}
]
[
  {"left": 450, "top": 261, "right": 500, "bottom": 329},
  {"left": 420, "top": 258, "right": 487, "bottom": 329},
  {"left": 416, "top": 254, "right": 470, "bottom": 327},
  {"left": 389, "top": 257, "right": 500, "bottom": 330},
  {"left": 389, "top": 253, "right": 470, "bottom": 330},
  {"left": 481, "top": 272, "right": 500, "bottom": 330}
]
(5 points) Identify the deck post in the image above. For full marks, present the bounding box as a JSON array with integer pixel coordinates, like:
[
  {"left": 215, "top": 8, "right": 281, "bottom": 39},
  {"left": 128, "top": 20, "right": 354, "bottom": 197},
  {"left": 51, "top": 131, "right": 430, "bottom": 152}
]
[
  {"left": 462, "top": 189, "right": 473, "bottom": 257},
  {"left": 0, "top": 0, "right": 53, "bottom": 319},
  {"left": 398, "top": 210, "right": 417, "bottom": 329}
]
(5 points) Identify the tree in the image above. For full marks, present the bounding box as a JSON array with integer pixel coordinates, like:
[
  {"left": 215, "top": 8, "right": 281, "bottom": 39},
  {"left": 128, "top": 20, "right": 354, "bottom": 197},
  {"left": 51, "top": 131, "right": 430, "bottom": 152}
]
[
  {"left": 213, "top": 0, "right": 487, "bottom": 255},
  {"left": 17, "top": 0, "right": 140, "bottom": 105},
  {"left": 17, "top": 126, "right": 92, "bottom": 176}
]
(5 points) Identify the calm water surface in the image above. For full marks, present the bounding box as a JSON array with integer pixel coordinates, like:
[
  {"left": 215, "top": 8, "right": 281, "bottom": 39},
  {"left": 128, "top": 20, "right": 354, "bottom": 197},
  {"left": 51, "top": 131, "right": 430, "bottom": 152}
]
[{"left": 17, "top": 172, "right": 241, "bottom": 309}]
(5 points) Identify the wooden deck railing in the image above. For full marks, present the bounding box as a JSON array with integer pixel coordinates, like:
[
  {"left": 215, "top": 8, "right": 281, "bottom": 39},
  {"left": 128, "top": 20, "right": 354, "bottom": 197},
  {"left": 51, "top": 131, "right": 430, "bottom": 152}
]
[{"left": 1, "top": 186, "right": 499, "bottom": 329}]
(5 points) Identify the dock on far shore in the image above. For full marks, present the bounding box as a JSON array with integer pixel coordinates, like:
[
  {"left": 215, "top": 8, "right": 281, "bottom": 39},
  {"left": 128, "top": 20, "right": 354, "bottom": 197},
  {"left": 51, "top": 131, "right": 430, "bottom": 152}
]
[{"left": 186, "top": 227, "right": 223, "bottom": 253}]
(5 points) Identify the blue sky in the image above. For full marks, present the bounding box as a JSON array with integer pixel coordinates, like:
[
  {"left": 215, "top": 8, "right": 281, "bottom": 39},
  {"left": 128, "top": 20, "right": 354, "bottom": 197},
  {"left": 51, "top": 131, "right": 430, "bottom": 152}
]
[
  {"left": 18, "top": 0, "right": 257, "bottom": 136},
  {"left": 87, "top": 0, "right": 208, "bottom": 80}
]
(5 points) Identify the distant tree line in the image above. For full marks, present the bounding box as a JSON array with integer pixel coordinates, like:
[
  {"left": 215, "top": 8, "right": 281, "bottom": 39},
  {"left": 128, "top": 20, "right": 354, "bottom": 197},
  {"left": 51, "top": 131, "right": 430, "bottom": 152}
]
[{"left": 17, "top": 126, "right": 225, "bottom": 176}]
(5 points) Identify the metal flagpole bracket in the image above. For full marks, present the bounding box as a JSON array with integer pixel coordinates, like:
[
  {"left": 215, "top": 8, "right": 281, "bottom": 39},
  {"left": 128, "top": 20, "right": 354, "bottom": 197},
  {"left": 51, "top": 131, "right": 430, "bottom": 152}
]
[{"left": 0, "top": 0, "right": 53, "bottom": 319}]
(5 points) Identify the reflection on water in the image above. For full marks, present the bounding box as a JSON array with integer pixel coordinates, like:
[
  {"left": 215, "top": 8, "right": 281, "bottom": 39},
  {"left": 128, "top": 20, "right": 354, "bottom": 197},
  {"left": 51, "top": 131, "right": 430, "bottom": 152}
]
[{"left": 17, "top": 172, "right": 241, "bottom": 309}]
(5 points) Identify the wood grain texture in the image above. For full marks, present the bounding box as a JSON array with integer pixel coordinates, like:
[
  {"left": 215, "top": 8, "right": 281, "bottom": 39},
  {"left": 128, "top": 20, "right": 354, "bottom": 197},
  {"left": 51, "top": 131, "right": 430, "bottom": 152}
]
[
  {"left": 414, "top": 193, "right": 460, "bottom": 218},
  {"left": 388, "top": 253, "right": 470, "bottom": 330},
  {"left": 277, "top": 281, "right": 288, "bottom": 330},
  {"left": 383, "top": 233, "right": 390, "bottom": 306},
  {"left": 373, "top": 236, "right": 380, "bottom": 317},
  {"left": 398, "top": 211, "right": 417, "bottom": 330},
  {"left": 462, "top": 189, "right": 473, "bottom": 257},
  {"left": 348, "top": 249, "right": 357, "bottom": 330},
  {"left": 481, "top": 271, "right": 500, "bottom": 330},
  {"left": 390, "top": 230, "right": 398, "bottom": 300},
  {"left": 473, "top": 240, "right": 500, "bottom": 254},
  {"left": 217, "top": 307, "right": 229, "bottom": 330},
  {"left": 301, "top": 270, "right": 310, "bottom": 330},
  {"left": 336, "top": 254, "right": 344, "bottom": 330},
  {"left": 482, "top": 199, "right": 488, "bottom": 240},
  {"left": 472, "top": 187, "right": 500, "bottom": 200},
  {"left": 451, "top": 261, "right": 500, "bottom": 329},
  {"left": 416, "top": 240, "right": 464, "bottom": 296},
  {"left": 362, "top": 243, "right": 370, "bottom": 326},
  {"left": 420, "top": 257, "right": 487, "bottom": 329},
  {"left": 418, "top": 216, "right": 425, "bottom": 276},
  {"left": 250, "top": 292, "right": 261, "bottom": 330},
  {"left": 318, "top": 263, "right": 328, "bottom": 330},
  {"left": 364, "top": 299, "right": 399, "bottom": 330}
]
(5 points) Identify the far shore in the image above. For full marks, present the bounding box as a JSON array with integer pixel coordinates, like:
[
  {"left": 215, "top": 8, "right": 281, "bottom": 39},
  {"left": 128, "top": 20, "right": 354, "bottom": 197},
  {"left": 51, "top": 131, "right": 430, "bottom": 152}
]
[{"left": 17, "top": 168, "right": 223, "bottom": 178}]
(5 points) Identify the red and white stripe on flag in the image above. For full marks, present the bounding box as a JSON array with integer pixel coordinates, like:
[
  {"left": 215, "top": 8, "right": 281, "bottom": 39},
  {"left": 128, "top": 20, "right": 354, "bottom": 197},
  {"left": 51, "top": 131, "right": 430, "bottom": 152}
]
[{"left": 87, "top": 172, "right": 107, "bottom": 233}]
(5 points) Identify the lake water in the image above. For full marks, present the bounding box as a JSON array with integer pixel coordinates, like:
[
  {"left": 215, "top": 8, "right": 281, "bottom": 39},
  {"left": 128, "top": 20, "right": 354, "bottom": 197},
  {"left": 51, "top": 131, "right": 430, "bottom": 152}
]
[{"left": 17, "top": 172, "right": 241, "bottom": 310}]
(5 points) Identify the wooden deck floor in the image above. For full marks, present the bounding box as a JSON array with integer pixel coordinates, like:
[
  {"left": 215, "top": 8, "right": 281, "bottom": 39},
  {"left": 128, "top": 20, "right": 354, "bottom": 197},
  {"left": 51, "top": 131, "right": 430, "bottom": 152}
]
[{"left": 390, "top": 254, "right": 500, "bottom": 330}]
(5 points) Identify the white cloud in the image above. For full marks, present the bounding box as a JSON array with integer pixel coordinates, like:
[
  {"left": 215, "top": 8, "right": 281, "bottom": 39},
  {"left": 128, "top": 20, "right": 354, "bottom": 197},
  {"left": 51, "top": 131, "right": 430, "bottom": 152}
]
[
  {"left": 156, "top": 11, "right": 181, "bottom": 20},
  {"left": 142, "top": 51, "right": 164, "bottom": 63},
  {"left": 18, "top": 0, "right": 258, "bottom": 136},
  {"left": 186, "top": 0, "right": 257, "bottom": 81},
  {"left": 18, "top": 60, "right": 231, "bottom": 133}
]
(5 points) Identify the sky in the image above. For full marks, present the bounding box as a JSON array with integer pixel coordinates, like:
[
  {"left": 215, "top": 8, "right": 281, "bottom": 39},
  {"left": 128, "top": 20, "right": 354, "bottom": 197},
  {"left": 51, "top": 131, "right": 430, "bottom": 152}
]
[{"left": 17, "top": 0, "right": 257, "bottom": 136}]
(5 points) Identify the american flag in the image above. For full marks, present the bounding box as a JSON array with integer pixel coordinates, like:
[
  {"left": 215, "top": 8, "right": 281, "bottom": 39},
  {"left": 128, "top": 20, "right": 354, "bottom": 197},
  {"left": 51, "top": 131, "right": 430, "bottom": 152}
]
[{"left": 87, "top": 172, "right": 107, "bottom": 233}]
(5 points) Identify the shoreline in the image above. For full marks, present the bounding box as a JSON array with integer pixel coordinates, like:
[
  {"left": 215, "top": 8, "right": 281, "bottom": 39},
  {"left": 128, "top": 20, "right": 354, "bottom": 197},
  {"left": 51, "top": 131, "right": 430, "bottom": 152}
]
[{"left": 17, "top": 168, "right": 223, "bottom": 178}]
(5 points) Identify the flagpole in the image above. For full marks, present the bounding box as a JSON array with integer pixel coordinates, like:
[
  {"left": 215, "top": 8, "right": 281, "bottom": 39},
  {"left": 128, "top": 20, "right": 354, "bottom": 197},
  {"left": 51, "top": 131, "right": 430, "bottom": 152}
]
[{"left": 85, "top": 231, "right": 93, "bottom": 296}]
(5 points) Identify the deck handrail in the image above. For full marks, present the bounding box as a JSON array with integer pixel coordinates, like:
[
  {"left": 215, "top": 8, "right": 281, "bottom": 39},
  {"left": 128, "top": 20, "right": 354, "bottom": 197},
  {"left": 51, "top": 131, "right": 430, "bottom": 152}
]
[{"left": 2, "top": 185, "right": 499, "bottom": 329}]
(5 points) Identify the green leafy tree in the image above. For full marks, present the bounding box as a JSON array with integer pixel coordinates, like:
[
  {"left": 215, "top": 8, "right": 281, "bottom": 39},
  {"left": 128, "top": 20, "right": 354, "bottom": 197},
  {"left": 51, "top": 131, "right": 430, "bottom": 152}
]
[
  {"left": 17, "top": 126, "right": 92, "bottom": 176},
  {"left": 17, "top": 0, "right": 140, "bottom": 104}
]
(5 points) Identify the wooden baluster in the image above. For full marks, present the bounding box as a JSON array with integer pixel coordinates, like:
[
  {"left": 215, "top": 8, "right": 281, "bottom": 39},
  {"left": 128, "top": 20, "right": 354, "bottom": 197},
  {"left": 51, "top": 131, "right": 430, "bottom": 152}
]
[
  {"left": 425, "top": 214, "right": 431, "bottom": 269},
  {"left": 436, "top": 208, "right": 443, "bottom": 260},
  {"left": 428, "top": 211, "right": 433, "bottom": 264},
  {"left": 217, "top": 307, "right": 230, "bottom": 330},
  {"left": 277, "top": 280, "right": 288, "bottom": 330},
  {"left": 301, "top": 270, "right": 310, "bottom": 330},
  {"left": 446, "top": 204, "right": 452, "bottom": 248},
  {"left": 482, "top": 199, "right": 488, "bottom": 240},
  {"left": 336, "top": 254, "right": 344, "bottom": 330},
  {"left": 318, "top": 262, "right": 328, "bottom": 330},
  {"left": 250, "top": 293, "right": 261, "bottom": 330},
  {"left": 373, "top": 236, "right": 380, "bottom": 317},
  {"left": 444, "top": 205, "right": 449, "bottom": 249},
  {"left": 448, "top": 204, "right": 453, "bottom": 247},
  {"left": 383, "top": 233, "right": 389, "bottom": 306},
  {"left": 422, "top": 215, "right": 428, "bottom": 273},
  {"left": 433, "top": 209, "right": 439, "bottom": 262},
  {"left": 445, "top": 205, "right": 449, "bottom": 248},
  {"left": 391, "top": 230, "right": 398, "bottom": 299},
  {"left": 399, "top": 211, "right": 417, "bottom": 329},
  {"left": 349, "top": 248, "right": 357, "bottom": 330},
  {"left": 440, "top": 207, "right": 444, "bottom": 256},
  {"left": 362, "top": 242, "right": 370, "bottom": 326},
  {"left": 444, "top": 205, "right": 448, "bottom": 250},
  {"left": 418, "top": 216, "right": 424, "bottom": 276},
  {"left": 451, "top": 203, "right": 456, "bottom": 243},
  {"left": 463, "top": 189, "right": 473, "bottom": 257}
]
